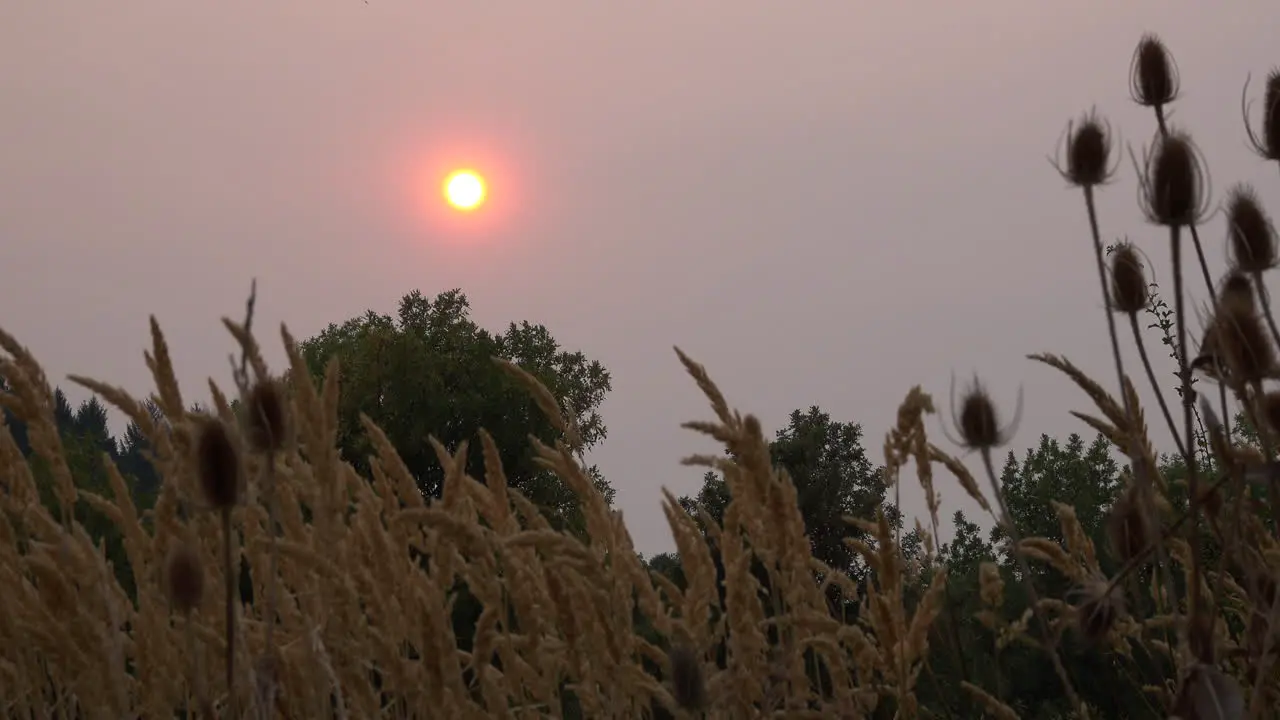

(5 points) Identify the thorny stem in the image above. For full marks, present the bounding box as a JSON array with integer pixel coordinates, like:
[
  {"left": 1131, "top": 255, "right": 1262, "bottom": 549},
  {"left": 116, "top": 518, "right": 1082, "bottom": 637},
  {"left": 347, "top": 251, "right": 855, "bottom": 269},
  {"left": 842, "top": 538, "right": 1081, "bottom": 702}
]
[
  {"left": 979, "top": 449, "right": 1084, "bottom": 715},
  {"left": 1171, "top": 226, "right": 1205, "bottom": 622},
  {"left": 1083, "top": 187, "right": 1136, "bottom": 437},
  {"left": 1153, "top": 105, "right": 1234, "bottom": 448},
  {"left": 1128, "top": 314, "right": 1187, "bottom": 459}
]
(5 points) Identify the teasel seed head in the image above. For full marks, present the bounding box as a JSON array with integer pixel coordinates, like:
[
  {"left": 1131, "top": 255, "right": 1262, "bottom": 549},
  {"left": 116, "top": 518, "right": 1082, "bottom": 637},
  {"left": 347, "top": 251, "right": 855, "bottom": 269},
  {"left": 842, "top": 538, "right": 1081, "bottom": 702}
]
[
  {"left": 1218, "top": 271, "right": 1256, "bottom": 314},
  {"left": 1109, "top": 243, "right": 1149, "bottom": 314},
  {"left": 1073, "top": 576, "right": 1124, "bottom": 644},
  {"left": 1244, "top": 69, "right": 1280, "bottom": 162},
  {"left": 1129, "top": 34, "right": 1179, "bottom": 109},
  {"left": 1138, "top": 130, "right": 1211, "bottom": 227},
  {"left": 1057, "top": 111, "right": 1114, "bottom": 187},
  {"left": 951, "top": 376, "right": 1016, "bottom": 450},
  {"left": 1225, "top": 184, "right": 1277, "bottom": 273},
  {"left": 1107, "top": 484, "right": 1153, "bottom": 565},
  {"left": 667, "top": 643, "right": 706, "bottom": 711},
  {"left": 165, "top": 541, "right": 205, "bottom": 614},
  {"left": 195, "top": 416, "right": 242, "bottom": 510},
  {"left": 1209, "top": 301, "right": 1274, "bottom": 387},
  {"left": 243, "top": 379, "right": 289, "bottom": 454}
]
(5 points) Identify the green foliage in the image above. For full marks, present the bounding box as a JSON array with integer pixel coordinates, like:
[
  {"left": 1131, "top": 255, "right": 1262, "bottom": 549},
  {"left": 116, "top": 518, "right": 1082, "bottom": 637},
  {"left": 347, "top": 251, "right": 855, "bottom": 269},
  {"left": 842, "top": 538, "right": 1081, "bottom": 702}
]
[{"left": 297, "top": 289, "right": 616, "bottom": 533}]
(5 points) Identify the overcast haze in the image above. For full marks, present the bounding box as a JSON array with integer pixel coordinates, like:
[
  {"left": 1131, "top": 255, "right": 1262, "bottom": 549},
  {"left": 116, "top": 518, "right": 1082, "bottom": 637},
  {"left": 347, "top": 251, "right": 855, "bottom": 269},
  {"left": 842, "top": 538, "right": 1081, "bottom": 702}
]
[{"left": 3, "top": 2, "right": 1278, "bottom": 554}]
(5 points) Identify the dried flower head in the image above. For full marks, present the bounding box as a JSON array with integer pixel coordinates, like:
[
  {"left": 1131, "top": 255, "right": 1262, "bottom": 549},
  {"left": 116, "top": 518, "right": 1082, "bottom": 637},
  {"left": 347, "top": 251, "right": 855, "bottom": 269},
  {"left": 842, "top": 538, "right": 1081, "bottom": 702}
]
[
  {"left": 949, "top": 376, "right": 1019, "bottom": 450},
  {"left": 1137, "top": 130, "right": 1211, "bottom": 227},
  {"left": 1109, "top": 243, "right": 1148, "bottom": 314},
  {"left": 1056, "top": 112, "right": 1114, "bottom": 187},
  {"left": 667, "top": 643, "right": 706, "bottom": 711},
  {"left": 1171, "top": 663, "right": 1244, "bottom": 720},
  {"left": 1218, "top": 272, "right": 1255, "bottom": 314},
  {"left": 1129, "top": 34, "right": 1179, "bottom": 108},
  {"left": 1208, "top": 301, "right": 1274, "bottom": 387},
  {"left": 1107, "top": 485, "right": 1153, "bottom": 565},
  {"left": 243, "top": 379, "right": 289, "bottom": 454},
  {"left": 1071, "top": 576, "right": 1124, "bottom": 644},
  {"left": 165, "top": 542, "right": 205, "bottom": 614},
  {"left": 195, "top": 416, "right": 241, "bottom": 510},
  {"left": 1243, "top": 68, "right": 1280, "bottom": 161},
  {"left": 1225, "top": 184, "right": 1277, "bottom": 273}
]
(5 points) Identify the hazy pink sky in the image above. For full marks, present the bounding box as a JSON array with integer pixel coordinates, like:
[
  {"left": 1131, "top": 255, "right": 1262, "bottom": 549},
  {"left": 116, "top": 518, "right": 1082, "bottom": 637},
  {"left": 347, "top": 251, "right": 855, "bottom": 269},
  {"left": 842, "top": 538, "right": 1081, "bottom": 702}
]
[{"left": 3, "top": 2, "right": 1278, "bottom": 554}]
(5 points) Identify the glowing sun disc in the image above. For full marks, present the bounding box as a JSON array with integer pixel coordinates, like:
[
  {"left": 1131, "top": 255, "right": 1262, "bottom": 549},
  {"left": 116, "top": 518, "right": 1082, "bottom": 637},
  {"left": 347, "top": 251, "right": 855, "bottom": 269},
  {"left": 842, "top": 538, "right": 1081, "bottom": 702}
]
[{"left": 444, "top": 170, "right": 486, "bottom": 211}]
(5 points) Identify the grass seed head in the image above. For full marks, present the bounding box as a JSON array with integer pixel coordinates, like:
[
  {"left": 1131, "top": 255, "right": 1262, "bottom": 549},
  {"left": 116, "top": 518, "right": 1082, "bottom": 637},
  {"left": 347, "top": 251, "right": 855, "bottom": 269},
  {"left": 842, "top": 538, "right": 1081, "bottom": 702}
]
[
  {"left": 165, "top": 542, "right": 205, "bottom": 614},
  {"left": 1225, "top": 184, "right": 1277, "bottom": 273},
  {"left": 1062, "top": 113, "right": 1113, "bottom": 187},
  {"left": 1139, "top": 130, "right": 1210, "bottom": 227},
  {"left": 1129, "top": 34, "right": 1179, "bottom": 108},
  {"left": 1109, "top": 243, "right": 1148, "bottom": 314},
  {"left": 244, "top": 379, "right": 289, "bottom": 454},
  {"left": 196, "top": 416, "right": 241, "bottom": 510}
]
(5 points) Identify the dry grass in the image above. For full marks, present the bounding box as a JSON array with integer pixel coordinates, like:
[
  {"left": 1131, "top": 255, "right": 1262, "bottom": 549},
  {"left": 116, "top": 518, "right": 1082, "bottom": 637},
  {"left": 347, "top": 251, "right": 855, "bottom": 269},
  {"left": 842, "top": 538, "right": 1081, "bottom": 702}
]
[{"left": 2, "top": 32, "right": 1280, "bottom": 720}]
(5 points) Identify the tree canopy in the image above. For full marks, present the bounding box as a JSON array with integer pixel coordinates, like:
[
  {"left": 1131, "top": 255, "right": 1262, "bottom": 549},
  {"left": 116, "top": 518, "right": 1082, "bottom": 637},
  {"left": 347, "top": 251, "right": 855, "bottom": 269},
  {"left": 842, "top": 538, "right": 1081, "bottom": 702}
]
[{"left": 297, "top": 288, "right": 616, "bottom": 531}]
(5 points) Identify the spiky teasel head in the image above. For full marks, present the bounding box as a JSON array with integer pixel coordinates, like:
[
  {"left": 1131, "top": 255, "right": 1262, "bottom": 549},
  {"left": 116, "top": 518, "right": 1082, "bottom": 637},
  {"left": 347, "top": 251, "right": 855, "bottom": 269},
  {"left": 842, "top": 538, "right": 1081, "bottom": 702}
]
[
  {"left": 1207, "top": 300, "right": 1275, "bottom": 388},
  {"left": 1218, "top": 271, "right": 1256, "bottom": 314},
  {"left": 667, "top": 643, "right": 706, "bottom": 711},
  {"left": 1244, "top": 69, "right": 1280, "bottom": 162},
  {"left": 1107, "top": 484, "right": 1154, "bottom": 565},
  {"left": 165, "top": 541, "right": 205, "bottom": 614},
  {"left": 1129, "top": 34, "right": 1179, "bottom": 109},
  {"left": 1071, "top": 575, "right": 1124, "bottom": 644},
  {"left": 195, "top": 415, "right": 242, "bottom": 510},
  {"left": 243, "top": 378, "right": 289, "bottom": 454},
  {"left": 1109, "top": 242, "right": 1149, "bottom": 314},
  {"left": 1225, "top": 183, "right": 1277, "bottom": 273},
  {"left": 949, "top": 375, "right": 1019, "bottom": 451},
  {"left": 1137, "top": 129, "right": 1211, "bottom": 228},
  {"left": 1055, "top": 110, "right": 1115, "bottom": 187}
]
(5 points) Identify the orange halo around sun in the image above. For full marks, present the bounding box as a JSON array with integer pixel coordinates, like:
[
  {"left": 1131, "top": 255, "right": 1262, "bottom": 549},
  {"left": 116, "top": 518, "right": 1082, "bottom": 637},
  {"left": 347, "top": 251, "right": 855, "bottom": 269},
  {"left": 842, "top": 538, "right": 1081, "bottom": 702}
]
[{"left": 443, "top": 169, "right": 487, "bottom": 211}]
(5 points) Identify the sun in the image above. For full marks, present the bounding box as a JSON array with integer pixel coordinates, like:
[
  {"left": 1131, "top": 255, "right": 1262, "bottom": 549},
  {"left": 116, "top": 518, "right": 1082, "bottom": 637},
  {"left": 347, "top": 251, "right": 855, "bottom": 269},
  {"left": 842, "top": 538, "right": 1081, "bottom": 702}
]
[{"left": 443, "top": 169, "right": 487, "bottom": 211}]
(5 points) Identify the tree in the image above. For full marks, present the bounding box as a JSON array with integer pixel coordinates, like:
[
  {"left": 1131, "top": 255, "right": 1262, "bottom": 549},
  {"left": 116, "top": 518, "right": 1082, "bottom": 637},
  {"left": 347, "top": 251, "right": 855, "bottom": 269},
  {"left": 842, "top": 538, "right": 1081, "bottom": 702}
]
[
  {"left": 678, "top": 406, "right": 888, "bottom": 578},
  {"left": 297, "top": 288, "right": 616, "bottom": 532}
]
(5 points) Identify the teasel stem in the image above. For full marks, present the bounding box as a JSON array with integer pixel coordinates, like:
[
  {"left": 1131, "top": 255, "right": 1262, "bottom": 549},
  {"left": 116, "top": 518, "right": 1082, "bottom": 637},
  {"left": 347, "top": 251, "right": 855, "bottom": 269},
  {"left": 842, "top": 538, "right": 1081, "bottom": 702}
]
[
  {"left": 1152, "top": 105, "right": 1233, "bottom": 446},
  {"left": 1128, "top": 313, "right": 1186, "bottom": 459},
  {"left": 1171, "top": 225, "right": 1205, "bottom": 620},
  {"left": 979, "top": 449, "right": 1084, "bottom": 715},
  {"left": 1086, "top": 186, "right": 1186, "bottom": 628},
  {"left": 1083, "top": 187, "right": 1135, "bottom": 430}
]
